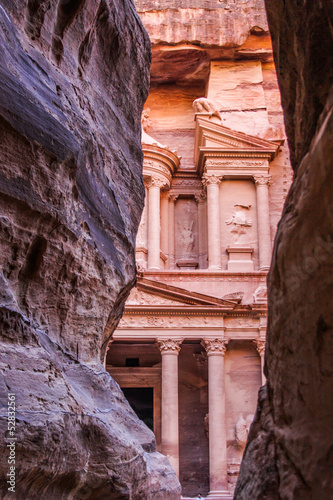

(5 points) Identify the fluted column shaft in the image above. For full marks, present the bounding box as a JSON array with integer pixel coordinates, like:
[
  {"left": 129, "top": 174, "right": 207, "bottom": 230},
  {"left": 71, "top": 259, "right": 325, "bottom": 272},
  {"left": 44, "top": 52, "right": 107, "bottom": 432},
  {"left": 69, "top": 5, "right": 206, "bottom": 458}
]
[
  {"left": 201, "top": 339, "right": 229, "bottom": 497},
  {"left": 254, "top": 176, "right": 271, "bottom": 270},
  {"left": 157, "top": 339, "right": 182, "bottom": 477},
  {"left": 203, "top": 174, "right": 222, "bottom": 270}
]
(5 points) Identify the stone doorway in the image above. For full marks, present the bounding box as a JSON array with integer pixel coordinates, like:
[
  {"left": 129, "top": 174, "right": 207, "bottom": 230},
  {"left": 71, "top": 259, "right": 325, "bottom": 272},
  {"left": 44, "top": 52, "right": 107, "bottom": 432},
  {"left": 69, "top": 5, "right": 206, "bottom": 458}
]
[{"left": 123, "top": 387, "right": 154, "bottom": 432}]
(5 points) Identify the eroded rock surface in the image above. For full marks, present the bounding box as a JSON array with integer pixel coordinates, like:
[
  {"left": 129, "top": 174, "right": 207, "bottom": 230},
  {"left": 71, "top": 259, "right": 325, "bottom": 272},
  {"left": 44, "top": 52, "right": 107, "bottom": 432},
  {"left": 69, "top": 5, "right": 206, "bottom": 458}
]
[
  {"left": 135, "top": 0, "right": 268, "bottom": 47},
  {"left": 0, "top": 1, "right": 180, "bottom": 498},
  {"left": 235, "top": 2, "right": 333, "bottom": 498}
]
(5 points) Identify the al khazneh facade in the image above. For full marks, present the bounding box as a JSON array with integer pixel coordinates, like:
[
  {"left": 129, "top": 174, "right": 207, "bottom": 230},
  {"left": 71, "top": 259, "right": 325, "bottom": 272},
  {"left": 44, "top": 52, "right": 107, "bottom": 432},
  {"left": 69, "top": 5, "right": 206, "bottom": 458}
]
[{"left": 106, "top": 4, "right": 292, "bottom": 498}]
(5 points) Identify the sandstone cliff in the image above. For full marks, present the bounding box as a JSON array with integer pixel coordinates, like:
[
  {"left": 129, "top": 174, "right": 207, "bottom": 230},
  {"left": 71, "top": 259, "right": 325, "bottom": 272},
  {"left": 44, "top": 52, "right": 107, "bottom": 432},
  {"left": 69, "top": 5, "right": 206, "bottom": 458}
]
[
  {"left": 235, "top": 1, "right": 333, "bottom": 498},
  {"left": 0, "top": 1, "right": 180, "bottom": 498}
]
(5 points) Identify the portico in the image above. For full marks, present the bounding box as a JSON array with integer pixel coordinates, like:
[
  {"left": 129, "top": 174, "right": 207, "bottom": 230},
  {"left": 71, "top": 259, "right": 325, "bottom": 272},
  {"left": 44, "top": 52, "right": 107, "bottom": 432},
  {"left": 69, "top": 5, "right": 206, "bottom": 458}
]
[{"left": 106, "top": 276, "right": 267, "bottom": 498}]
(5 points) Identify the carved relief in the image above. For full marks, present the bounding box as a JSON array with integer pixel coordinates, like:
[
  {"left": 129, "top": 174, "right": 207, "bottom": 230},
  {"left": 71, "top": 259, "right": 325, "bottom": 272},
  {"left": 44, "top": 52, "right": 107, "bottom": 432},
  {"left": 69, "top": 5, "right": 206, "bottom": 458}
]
[
  {"left": 253, "top": 285, "right": 268, "bottom": 304},
  {"left": 126, "top": 289, "right": 185, "bottom": 307},
  {"left": 193, "top": 97, "right": 222, "bottom": 120},
  {"left": 178, "top": 220, "right": 195, "bottom": 256},
  {"left": 141, "top": 108, "right": 152, "bottom": 132},
  {"left": 118, "top": 314, "right": 224, "bottom": 329},
  {"left": 206, "top": 159, "right": 267, "bottom": 168},
  {"left": 235, "top": 413, "right": 254, "bottom": 449},
  {"left": 225, "top": 204, "right": 253, "bottom": 242},
  {"left": 136, "top": 216, "right": 146, "bottom": 247},
  {"left": 222, "top": 291, "right": 244, "bottom": 303},
  {"left": 156, "top": 339, "right": 182, "bottom": 353},
  {"left": 175, "top": 198, "right": 198, "bottom": 263},
  {"left": 201, "top": 338, "right": 228, "bottom": 355}
]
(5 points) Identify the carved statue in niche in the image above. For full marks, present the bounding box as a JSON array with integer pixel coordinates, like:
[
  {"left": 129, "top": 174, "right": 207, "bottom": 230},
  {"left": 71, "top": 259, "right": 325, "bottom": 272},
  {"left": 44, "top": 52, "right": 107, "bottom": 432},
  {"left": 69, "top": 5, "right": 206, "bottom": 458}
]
[
  {"left": 136, "top": 216, "right": 146, "bottom": 246},
  {"left": 177, "top": 220, "right": 195, "bottom": 256},
  {"left": 192, "top": 97, "right": 222, "bottom": 120},
  {"left": 141, "top": 107, "right": 152, "bottom": 132},
  {"left": 235, "top": 413, "right": 255, "bottom": 449},
  {"left": 225, "top": 204, "right": 253, "bottom": 243}
]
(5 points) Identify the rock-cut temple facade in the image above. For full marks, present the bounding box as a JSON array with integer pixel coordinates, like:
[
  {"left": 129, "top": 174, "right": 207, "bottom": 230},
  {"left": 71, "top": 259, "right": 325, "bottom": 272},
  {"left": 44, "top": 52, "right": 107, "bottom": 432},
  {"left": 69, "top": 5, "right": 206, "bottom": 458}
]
[{"left": 105, "top": 2, "right": 293, "bottom": 498}]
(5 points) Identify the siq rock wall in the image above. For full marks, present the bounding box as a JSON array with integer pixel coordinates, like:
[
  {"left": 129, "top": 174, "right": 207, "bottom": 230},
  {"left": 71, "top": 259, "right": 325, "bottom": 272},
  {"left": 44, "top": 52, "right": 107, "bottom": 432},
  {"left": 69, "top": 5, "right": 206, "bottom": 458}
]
[
  {"left": 0, "top": 1, "right": 181, "bottom": 499},
  {"left": 235, "top": 1, "right": 333, "bottom": 499}
]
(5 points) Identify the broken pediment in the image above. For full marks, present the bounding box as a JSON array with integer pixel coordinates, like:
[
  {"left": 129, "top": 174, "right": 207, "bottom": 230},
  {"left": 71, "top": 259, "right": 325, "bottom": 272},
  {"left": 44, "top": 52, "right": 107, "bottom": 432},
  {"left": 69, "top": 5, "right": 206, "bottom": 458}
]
[
  {"left": 126, "top": 288, "right": 186, "bottom": 307},
  {"left": 126, "top": 277, "right": 237, "bottom": 309},
  {"left": 194, "top": 114, "right": 281, "bottom": 175}
]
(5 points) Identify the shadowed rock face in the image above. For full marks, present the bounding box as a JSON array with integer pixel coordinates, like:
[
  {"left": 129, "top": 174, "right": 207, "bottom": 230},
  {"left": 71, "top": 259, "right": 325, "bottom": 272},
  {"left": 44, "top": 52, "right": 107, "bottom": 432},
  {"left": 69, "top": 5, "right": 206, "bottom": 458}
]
[
  {"left": 235, "top": 1, "right": 333, "bottom": 499},
  {"left": 0, "top": 1, "right": 181, "bottom": 498}
]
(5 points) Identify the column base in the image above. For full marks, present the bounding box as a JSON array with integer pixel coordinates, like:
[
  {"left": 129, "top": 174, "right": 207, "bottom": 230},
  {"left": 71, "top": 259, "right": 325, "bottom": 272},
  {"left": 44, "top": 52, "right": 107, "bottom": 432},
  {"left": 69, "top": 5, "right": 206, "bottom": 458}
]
[
  {"left": 259, "top": 265, "right": 270, "bottom": 271},
  {"left": 206, "top": 490, "right": 233, "bottom": 499}
]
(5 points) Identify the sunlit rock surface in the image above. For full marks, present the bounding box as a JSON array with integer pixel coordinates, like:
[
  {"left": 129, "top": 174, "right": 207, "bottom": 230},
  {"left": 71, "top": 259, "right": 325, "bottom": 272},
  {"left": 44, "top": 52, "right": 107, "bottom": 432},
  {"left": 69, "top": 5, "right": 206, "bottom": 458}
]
[
  {"left": 0, "top": 1, "right": 180, "bottom": 498},
  {"left": 235, "top": 1, "right": 333, "bottom": 498}
]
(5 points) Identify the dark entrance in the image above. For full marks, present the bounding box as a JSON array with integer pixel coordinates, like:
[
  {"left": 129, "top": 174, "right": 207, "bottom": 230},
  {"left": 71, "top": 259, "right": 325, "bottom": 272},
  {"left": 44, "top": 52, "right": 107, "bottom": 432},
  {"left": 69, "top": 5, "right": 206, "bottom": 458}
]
[{"left": 122, "top": 387, "right": 154, "bottom": 432}]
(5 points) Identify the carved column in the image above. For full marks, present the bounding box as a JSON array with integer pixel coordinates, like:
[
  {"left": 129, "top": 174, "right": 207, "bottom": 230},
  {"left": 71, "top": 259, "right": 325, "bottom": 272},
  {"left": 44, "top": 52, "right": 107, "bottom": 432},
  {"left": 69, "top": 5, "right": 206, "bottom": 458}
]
[
  {"left": 195, "top": 192, "right": 207, "bottom": 269},
  {"left": 157, "top": 339, "right": 182, "bottom": 477},
  {"left": 136, "top": 181, "right": 149, "bottom": 270},
  {"left": 254, "top": 339, "right": 266, "bottom": 385},
  {"left": 160, "top": 192, "right": 169, "bottom": 263},
  {"left": 254, "top": 175, "right": 272, "bottom": 270},
  {"left": 201, "top": 338, "right": 229, "bottom": 497},
  {"left": 168, "top": 195, "right": 178, "bottom": 270},
  {"left": 202, "top": 174, "right": 222, "bottom": 270},
  {"left": 147, "top": 177, "right": 164, "bottom": 270}
]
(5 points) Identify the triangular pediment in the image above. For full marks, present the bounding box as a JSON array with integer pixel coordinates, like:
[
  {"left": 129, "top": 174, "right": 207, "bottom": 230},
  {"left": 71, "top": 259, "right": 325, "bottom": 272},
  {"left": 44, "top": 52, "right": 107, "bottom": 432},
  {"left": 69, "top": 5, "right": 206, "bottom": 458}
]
[
  {"left": 194, "top": 115, "right": 281, "bottom": 174},
  {"left": 125, "top": 277, "right": 237, "bottom": 310}
]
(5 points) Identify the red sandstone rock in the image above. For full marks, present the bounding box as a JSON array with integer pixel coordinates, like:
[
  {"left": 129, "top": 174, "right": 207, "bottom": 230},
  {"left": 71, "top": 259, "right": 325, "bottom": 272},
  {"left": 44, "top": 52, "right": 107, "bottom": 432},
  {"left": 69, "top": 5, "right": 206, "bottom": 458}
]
[
  {"left": 0, "top": 1, "right": 180, "bottom": 498},
  {"left": 235, "top": 1, "right": 333, "bottom": 498}
]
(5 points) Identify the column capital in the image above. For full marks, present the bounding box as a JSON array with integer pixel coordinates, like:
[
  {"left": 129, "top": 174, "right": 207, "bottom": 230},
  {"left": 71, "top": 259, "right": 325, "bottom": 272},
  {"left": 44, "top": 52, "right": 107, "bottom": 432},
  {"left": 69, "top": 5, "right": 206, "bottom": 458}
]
[
  {"left": 157, "top": 338, "right": 182, "bottom": 354},
  {"left": 253, "top": 339, "right": 266, "bottom": 357},
  {"left": 194, "top": 191, "right": 207, "bottom": 204},
  {"left": 253, "top": 174, "right": 272, "bottom": 186},
  {"left": 146, "top": 176, "right": 166, "bottom": 189},
  {"left": 168, "top": 193, "right": 179, "bottom": 203},
  {"left": 201, "top": 338, "right": 228, "bottom": 356},
  {"left": 202, "top": 173, "right": 223, "bottom": 187}
]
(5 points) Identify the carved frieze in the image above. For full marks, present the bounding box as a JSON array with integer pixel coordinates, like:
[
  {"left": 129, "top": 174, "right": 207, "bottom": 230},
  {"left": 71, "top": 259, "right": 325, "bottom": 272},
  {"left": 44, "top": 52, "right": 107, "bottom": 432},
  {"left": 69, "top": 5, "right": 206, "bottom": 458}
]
[
  {"left": 118, "top": 314, "right": 224, "bottom": 329},
  {"left": 206, "top": 159, "right": 267, "bottom": 168}
]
